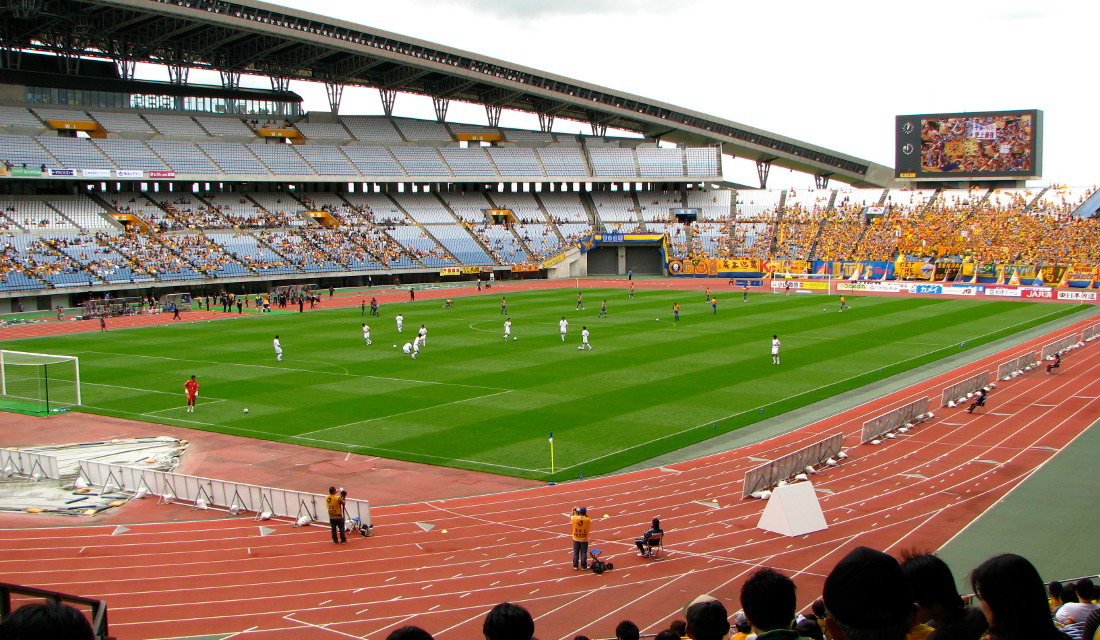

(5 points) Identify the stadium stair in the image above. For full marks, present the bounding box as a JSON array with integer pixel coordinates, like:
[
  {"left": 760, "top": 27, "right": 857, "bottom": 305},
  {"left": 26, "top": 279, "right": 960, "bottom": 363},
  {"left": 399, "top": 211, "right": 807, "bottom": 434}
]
[
  {"left": 628, "top": 191, "right": 645, "bottom": 231},
  {"left": 531, "top": 192, "right": 571, "bottom": 245},
  {"left": 578, "top": 191, "right": 603, "bottom": 232}
]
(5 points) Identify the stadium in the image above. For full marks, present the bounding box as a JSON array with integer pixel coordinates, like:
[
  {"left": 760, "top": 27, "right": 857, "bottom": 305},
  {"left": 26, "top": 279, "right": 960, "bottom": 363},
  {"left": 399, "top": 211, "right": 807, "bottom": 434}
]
[{"left": 0, "top": 1, "right": 1098, "bottom": 639}]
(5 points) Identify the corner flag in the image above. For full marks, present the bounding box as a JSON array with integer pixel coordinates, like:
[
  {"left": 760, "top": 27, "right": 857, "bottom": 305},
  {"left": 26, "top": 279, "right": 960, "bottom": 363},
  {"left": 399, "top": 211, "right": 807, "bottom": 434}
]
[{"left": 549, "top": 432, "right": 555, "bottom": 474}]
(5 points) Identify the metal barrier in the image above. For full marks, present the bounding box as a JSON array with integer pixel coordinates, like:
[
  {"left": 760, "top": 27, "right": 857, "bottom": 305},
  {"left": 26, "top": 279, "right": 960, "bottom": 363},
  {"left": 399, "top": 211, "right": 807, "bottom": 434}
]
[
  {"left": 742, "top": 433, "right": 845, "bottom": 498},
  {"left": 76, "top": 459, "right": 371, "bottom": 526},
  {"left": 0, "top": 448, "right": 60, "bottom": 480},
  {"left": 861, "top": 397, "right": 930, "bottom": 443},
  {"left": 941, "top": 372, "right": 992, "bottom": 407},
  {"left": 1041, "top": 334, "right": 1081, "bottom": 360},
  {"left": 1082, "top": 324, "right": 1100, "bottom": 342},
  {"left": 997, "top": 352, "right": 1040, "bottom": 380}
]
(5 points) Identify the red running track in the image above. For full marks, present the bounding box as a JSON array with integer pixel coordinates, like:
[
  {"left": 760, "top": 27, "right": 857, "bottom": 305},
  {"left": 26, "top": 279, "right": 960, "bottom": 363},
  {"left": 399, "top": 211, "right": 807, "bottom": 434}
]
[{"left": 1, "top": 310, "right": 1099, "bottom": 639}]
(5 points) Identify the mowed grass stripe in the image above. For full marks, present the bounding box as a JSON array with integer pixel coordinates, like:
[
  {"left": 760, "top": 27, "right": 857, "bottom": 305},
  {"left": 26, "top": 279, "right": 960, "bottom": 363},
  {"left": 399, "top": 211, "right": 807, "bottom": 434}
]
[{"left": 4, "top": 290, "right": 1085, "bottom": 480}]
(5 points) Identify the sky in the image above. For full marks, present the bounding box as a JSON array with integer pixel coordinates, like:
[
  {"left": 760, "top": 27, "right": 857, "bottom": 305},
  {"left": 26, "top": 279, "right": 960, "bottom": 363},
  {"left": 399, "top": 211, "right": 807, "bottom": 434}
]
[{"left": 162, "top": 0, "right": 1098, "bottom": 189}]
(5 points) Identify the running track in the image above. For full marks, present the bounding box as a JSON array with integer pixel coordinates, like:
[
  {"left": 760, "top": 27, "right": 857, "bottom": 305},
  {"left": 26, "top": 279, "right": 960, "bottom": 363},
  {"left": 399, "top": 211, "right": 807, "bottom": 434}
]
[{"left": 1, "top": 285, "right": 1099, "bottom": 639}]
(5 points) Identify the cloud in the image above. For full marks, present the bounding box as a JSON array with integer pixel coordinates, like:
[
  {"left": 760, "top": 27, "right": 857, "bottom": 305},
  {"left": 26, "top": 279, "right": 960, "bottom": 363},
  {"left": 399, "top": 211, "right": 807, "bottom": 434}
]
[{"left": 415, "top": 0, "right": 699, "bottom": 19}]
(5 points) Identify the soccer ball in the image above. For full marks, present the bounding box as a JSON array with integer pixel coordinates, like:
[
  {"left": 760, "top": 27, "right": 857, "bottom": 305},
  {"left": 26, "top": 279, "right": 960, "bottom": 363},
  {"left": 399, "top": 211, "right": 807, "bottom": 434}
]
[
  {"left": 513, "top": 337, "right": 517, "bottom": 340},
  {"left": 243, "top": 408, "right": 249, "bottom": 414},
  {"left": 823, "top": 309, "right": 827, "bottom": 312},
  {"left": 656, "top": 318, "right": 659, "bottom": 321},
  {"left": 392, "top": 344, "right": 397, "bottom": 348}
]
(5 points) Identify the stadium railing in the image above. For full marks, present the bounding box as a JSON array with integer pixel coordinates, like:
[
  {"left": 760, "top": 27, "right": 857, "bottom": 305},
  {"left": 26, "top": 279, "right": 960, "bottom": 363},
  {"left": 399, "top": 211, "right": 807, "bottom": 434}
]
[
  {"left": 860, "top": 397, "right": 930, "bottom": 444},
  {"left": 742, "top": 433, "right": 844, "bottom": 498},
  {"left": 1082, "top": 324, "right": 1100, "bottom": 342},
  {"left": 1040, "top": 334, "right": 1082, "bottom": 360},
  {"left": 997, "top": 352, "right": 1040, "bottom": 381},
  {"left": 76, "top": 458, "right": 372, "bottom": 527},
  {"left": 941, "top": 372, "right": 993, "bottom": 407},
  {"left": 0, "top": 447, "right": 60, "bottom": 480}
]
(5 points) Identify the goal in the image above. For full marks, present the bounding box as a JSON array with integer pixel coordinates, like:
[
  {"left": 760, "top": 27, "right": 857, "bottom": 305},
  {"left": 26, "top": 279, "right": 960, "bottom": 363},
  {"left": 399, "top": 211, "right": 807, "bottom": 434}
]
[{"left": 0, "top": 350, "right": 81, "bottom": 416}]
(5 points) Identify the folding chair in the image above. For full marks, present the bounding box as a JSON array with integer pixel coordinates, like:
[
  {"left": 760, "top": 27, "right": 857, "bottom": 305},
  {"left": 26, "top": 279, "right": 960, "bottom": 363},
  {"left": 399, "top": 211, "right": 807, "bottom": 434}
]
[{"left": 643, "top": 532, "right": 664, "bottom": 559}]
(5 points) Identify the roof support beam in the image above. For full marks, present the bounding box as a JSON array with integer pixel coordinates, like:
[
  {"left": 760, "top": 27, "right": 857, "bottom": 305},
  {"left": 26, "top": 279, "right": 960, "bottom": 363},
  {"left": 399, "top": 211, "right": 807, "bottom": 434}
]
[
  {"left": 379, "top": 89, "right": 397, "bottom": 117},
  {"left": 485, "top": 105, "right": 502, "bottom": 128},
  {"left": 432, "top": 97, "right": 449, "bottom": 122},
  {"left": 326, "top": 82, "right": 345, "bottom": 114},
  {"left": 757, "top": 157, "right": 775, "bottom": 189}
]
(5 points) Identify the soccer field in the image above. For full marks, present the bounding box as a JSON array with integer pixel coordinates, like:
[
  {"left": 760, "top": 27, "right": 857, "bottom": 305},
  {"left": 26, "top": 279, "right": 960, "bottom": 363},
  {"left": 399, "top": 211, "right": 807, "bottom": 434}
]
[{"left": 3, "top": 288, "right": 1085, "bottom": 480}]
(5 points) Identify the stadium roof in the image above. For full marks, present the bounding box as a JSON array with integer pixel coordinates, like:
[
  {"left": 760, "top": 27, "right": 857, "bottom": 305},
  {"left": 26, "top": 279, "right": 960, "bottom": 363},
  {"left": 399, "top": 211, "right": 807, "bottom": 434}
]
[{"left": 2, "top": 0, "right": 896, "bottom": 187}]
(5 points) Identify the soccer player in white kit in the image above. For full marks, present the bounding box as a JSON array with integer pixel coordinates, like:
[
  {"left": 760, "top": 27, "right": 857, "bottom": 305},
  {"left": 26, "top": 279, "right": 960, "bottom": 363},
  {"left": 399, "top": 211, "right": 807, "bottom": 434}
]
[
  {"left": 559, "top": 317, "right": 568, "bottom": 342},
  {"left": 362, "top": 323, "right": 371, "bottom": 345},
  {"left": 273, "top": 335, "right": 283, "bottom": 361},
  {"left": 396, "top": 313, "right": 403, "bottom": 333},
  {"left": 771, "top": 334, "right": 781, "bottom": 365},
  {"left": 503, "top": 318, "right": 512, "bottom": 341},
  {"left": 402, "top": 342, "right": 418, "bottom": 359},
  {"left": 417, "top": 324, "right": 427, "bottom": 347},
  {"left": 579, "top": 327, "right": 591, "bottom": 350}
]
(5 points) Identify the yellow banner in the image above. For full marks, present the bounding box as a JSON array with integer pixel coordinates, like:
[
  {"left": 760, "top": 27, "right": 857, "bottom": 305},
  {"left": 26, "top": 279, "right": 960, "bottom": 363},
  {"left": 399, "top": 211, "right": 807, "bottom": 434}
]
[
  {"left": 764, "top": 259, "right": 809, "bottom": 275},
  {"left": 440, "top": 267, "right": 462, "bottom": 276},
  {"left": 1066, "top": 268, "right": 1097, "bottom": 281},
  {"left": 540, "top": 253, "right": 566, "bottom": 269},
  {"left": 510, "top": 265, "right": 539, "bottom": 272},
  {"left": 801, "top": 281, "right": 830, "bottom": 290},
  {"left": 894, "top": 261, "right": 935, "bottom": 280},
  {"left": 257, "top": 128, "right": 302, "bottom": 139},
  {"left": 456, "top": 133, "right": 503, "bottom": 142},
  {"left": 46, "top": 119, "right": 98, "bottom": 131}
]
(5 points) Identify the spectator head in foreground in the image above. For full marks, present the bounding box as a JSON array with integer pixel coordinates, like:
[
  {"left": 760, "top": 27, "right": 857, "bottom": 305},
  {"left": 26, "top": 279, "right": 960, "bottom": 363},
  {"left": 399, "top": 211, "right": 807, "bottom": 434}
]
[
  {"left": 616, "top": 620, "right": 641, "bottom": 640},
  {"left": 822, "top": 546, "right": 914, "bottom": 640},
  {"left": 685, "top": 595, "right": 731, "bottom": 640},
  {"left": 900, "top": 552, "right": 967, "bottom": 621},
  {"left": 0, "top": 601, "right": 94, "bottom": 640},
  {"left": 657, "top": 631, "right": 684, "bottom": 640},
  {"left": 385, "top": 626, "right": 434, "bottom": 640},
  {"left": 670, "top": 619, "right": 688, "bottom": 638},
  {"left": 740, "top": 567, "right": 798, "bottom": 633},
  {"left": 969, "top": 553, "right": 1065, "bottom": 640},
  {"left": 484, "top": 602, "right": 535, "bottom": 640}
]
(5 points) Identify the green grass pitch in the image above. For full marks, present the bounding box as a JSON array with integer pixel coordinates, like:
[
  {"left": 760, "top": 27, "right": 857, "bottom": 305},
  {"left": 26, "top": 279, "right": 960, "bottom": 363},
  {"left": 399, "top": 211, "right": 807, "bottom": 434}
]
[{"left": 3, "top": 289, "right": 1086, "bottom": 481}]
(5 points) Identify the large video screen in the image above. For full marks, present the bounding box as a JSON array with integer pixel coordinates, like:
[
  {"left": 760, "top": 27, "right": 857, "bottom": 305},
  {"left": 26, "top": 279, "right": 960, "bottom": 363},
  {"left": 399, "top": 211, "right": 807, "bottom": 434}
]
[{"left": 895, "top": 110, "right": 1042, "bottom": 180}]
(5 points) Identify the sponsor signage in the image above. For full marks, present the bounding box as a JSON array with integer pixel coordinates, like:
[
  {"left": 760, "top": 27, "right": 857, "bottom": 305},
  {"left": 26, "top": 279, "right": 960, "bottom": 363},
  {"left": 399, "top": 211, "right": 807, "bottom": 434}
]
[
  {"left": 510, "top": 265, "right": 539, "bottom": 272},
  {"left": 81, "top": 169, "right": 111, "bottom": 178},
  {"left": 913, "top": 284, "right": 943, "bottom": 294},
  {"left": 942, "top": 285, "right": 979, "bottom": 296},
  {"left": 1020, "top": 287, "right": 1054, "bottom": 299},
  {"left": 1058, "top": 290, "right": 1097, "bottom": 301},
  {"left": 986, "top": 287, "right": 1022, "bottom": 297},
  {"left": 10, "top": 167, "right": 41, "bottom": 177},
  {"left": 47, "top": 168, "right": 75, "bottom": 177},
  {"left": 837, "top": 282, "right": 906, "bottom": 293},
  {"left": 148, "top": 170, "right": 176, "bottom": 179},
  {"left": 116, "top": 170, "right": 144, "bottom": 178}
]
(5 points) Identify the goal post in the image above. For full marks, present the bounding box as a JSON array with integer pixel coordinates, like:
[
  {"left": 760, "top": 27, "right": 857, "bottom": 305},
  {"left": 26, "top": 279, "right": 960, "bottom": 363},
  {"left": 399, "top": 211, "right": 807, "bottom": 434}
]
[{"left": 0, "top": 350, "right": 81, "bottom": 416}]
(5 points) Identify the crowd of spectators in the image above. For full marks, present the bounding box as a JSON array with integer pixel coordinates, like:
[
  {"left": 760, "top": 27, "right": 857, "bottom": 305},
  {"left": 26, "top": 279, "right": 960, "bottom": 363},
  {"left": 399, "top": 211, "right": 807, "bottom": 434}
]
[
  {"left": 341, "top": 548, "right": 1097, "bottom": 640},
  {"left": 3, "top": 185, "right": 1099, "bottom": 289}
]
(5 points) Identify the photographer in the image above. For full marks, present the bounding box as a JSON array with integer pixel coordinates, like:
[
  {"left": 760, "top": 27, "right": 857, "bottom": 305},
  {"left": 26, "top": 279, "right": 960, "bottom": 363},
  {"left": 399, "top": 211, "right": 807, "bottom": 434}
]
[
  {"left": 326, "top": 486, "right": 347, "bottom": 545},
  {"left": 570, "top": 507, "right": 592, "bottom": 570}
]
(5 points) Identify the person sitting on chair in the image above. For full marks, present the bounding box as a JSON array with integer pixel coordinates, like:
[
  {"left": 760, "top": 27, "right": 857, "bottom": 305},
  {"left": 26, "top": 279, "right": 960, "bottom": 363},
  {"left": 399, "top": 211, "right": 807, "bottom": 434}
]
[
  {"left": 967, "top": 388, "right": 987, "bottom": 414},
  {"left": 635, "top": 517, "right": 663, "bottom": 557},
  {"left": 1046, "top": 353, "right": 1060, "bottom": 373}
]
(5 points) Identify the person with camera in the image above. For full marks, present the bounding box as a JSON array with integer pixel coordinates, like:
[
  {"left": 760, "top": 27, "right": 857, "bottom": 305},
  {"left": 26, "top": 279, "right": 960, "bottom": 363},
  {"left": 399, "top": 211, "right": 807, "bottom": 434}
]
[
  {"left": 570, "top": 507, "right": 592, "bottom": 570},
  {"left": 326, "top": 486, "right": 347, "bottom": 544}
]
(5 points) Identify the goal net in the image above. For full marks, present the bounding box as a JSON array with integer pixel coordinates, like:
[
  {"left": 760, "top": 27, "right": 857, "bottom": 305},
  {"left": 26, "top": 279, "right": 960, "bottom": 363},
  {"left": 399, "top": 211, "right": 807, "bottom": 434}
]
[{"left": 0, "top": 350, "right": 81, "bottom": 416}]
